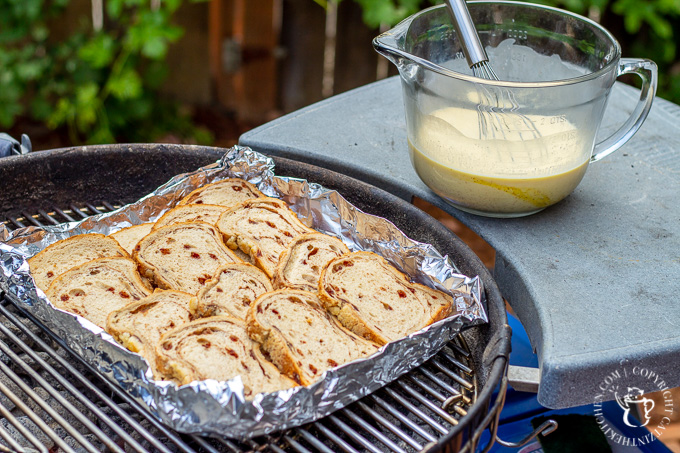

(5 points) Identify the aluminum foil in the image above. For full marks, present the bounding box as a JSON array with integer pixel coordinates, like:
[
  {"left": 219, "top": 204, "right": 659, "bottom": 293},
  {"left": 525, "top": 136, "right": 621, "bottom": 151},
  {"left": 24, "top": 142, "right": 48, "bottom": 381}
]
[{"left": 0, "top": 146, "right": 487, "bottom": 439}]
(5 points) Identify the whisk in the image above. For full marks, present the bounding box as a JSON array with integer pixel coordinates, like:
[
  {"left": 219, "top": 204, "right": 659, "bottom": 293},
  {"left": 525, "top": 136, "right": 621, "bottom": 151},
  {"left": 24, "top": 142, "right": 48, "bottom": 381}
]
[{"left": 443, "top": 0, "right": 541, "bottom": 141}]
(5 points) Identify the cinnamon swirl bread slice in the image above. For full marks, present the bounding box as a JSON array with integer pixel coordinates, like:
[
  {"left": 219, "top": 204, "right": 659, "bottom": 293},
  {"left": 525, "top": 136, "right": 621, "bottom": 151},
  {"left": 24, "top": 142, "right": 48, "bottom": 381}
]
[
  {"left": 153, "top": 204, "right": 228, "bottom": 230},
  {"left": 319, "top": 252, "right": 454, "bottom": 345},
  {"left": 155, "top": 316, "right": 296, "bottom": 396},
  {"left": 247, "top": 290, "right": 379, "bottom": 385},
  {"left": 193, "top": 263, "right": 272, "bottom": 320},
  {"left": 272, "top": 233, "right": 349, "bottom": 292},
  {"left": 107, "top": 289, "right": 193, "bottom": 376},
  {"left": 29, "top": 234, "right": 129, "bottom": 293},
  {"left": 133, "top": 221, "right": 240, "bottom": 295},
  {"left": 178, "top": 178, "right": 264, "bottom": 207},
  {"left": 216, "top": 198, "right": 314, "bottom": 278},
  {"left": 46, "top": 257, "right": 152, "bottom": 329},
  {"left": 111, "top": 223, "right": 154, "bottom": 255}
]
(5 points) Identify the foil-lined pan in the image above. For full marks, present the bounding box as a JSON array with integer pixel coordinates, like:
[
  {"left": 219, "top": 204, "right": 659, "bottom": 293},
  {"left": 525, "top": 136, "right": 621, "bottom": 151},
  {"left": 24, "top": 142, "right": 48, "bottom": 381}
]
[{"left": 0, "top": 146, "right": 487, "bottom": 439}]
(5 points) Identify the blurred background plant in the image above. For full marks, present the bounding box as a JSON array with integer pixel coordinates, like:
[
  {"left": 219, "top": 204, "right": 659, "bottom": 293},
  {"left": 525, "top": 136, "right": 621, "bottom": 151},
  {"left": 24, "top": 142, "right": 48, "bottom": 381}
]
[
  {"left": 0, "top": 0, "right": 212, "bottom": 145},
  {"left": 0, "top": 0, "right": 677, "bottom": 149}
]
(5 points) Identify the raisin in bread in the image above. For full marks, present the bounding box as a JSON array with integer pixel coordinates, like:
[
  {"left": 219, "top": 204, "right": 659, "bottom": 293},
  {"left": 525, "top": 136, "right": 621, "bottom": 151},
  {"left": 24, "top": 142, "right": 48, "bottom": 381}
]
[
  {"left": 272, "top": 233, "right": 349, "bottom": 291},
  {"left": 247, "top": 290, "right": 379, "bottom": 385},
  {"left": 28, "top": 234, "right": 129, "bottom": 293},
  {"left": 106, "top": 289, "right": 193, "bottom": 376},
  {"left": 153, "top": 204, "right": 228, "bottom": 230},
  {"left": 318, "top": 252, "right": 454, "bottom": 345},
  {"left": 111, "top": 223, "right": 154, "bottom": 255},
  {"left": 178, "top": 178, "right": 264, "bottom": 207},
  {"left": 133, "top": 221, "right": 240, "bottom": 295},
  {"left": 46, "top": 257, "right": 152, "bottom": 329},
  {"left": 155, "top": 316, "right": 296, "bottom": 396},
  {"left": 216, "top": 198, "right": 314, "bottom": 278},
  {"left": 192, "top": 263, "right": 272, "bottom": 320}
]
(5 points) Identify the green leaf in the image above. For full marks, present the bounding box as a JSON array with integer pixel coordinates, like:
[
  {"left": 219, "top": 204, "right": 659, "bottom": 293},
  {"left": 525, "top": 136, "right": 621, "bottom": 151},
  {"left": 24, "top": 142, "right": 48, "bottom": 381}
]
[
  {"left": 15, "top": 60, "right": 45, "bottom": 81},
  {"left": 47, "top": 98, "right": 74, "bottom": 129},
  {"left": 78, "top": 34, "right": 116, "bottom": 68},
  {"left": 30, "top": 96, "right": 52, "bottom": 120},
  {"left": 107, "top": 68, "right": 142, "bottom": 100},
  {"left": 88, "top": 125, "right": 116, "bottom": 145},
  {"left": 73, "top": 83, "right": 100, "bottom": 130},
  {"left": 142, "top": 36, "right": 168, "bottom": 59},
  {"left": 107, "top": 0, "right": 125, "bottom": 19}
]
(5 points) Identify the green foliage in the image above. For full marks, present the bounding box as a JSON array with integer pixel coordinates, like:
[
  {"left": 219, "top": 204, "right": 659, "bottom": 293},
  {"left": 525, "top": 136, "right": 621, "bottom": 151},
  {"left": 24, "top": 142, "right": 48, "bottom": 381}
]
[
  {"left": 353, "top": 0, "right": 426, "bottom": 27},
  {"left": 0, "top": 0, "right": 211, "bottom": 145},
  {"left": 352, "top": 0, "right": 680, "bottom": 104},
  {"left": 532, "top": 0, "right": 680, "bottom": 103}
]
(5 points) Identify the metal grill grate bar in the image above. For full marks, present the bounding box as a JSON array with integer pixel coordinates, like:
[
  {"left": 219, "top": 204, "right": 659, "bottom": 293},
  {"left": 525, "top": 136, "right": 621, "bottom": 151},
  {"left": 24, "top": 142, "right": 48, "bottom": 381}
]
[
  {"left": 0, "top": 371, "right": 76, "bottom": 452},
  {"left": 53, "top": 207, "right": 76, "bottom": 223},
  {"left": 419, "top": 367, "right": 467, "bottom": 403},
  {"left": 356, "top": 400, "right": 423, "bottom": 450},
  {"left": 295, "top": 428, "right": 337, "bottom": 453},
  {"left": 441, "top": 348, "right": 473, "bottom": 374},
  {"left": 0, "top": 414, "right": 25, "bottom": 452},
  {"left": 431, "top": 359, "right": 474, "bottom": 389},
  {"left": 311, "top": 422, "right": 361, "bottom": 453},
  {"left": 397, "top": 381, "right": 459, "bottom": 426},
  {"left": 383, "top": 387, "right": 449, "bottom": 435},
  {"left": 0, "top": 338, "right": 123, "bottom": 453},
  {"left": 328, "top": 414, "right": 385, "bottom": 453},
  {"left": 369, "top": 394, "right": 437, "bottom": 443},
  {"left": 0, "top": 394, "right": 49, "bottom": 453},
  {"left": 282, "top": 435, "right": 312, "bottom": 453},
  {"left": 0, "top": 301, "right": 188, "bottom": 453},
  {"left": 0, "top": 307, "right": 145, "bottom": 452},
  {"left": 341, "top": 408, "right": 408, "bottom": 453}
]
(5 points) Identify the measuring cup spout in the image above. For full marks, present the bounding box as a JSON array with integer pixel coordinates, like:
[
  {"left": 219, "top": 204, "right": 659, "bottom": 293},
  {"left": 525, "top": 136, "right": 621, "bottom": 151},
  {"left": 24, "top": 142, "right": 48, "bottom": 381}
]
[{"left": 372, "top": 17, "right": 414, "bottom": 70}]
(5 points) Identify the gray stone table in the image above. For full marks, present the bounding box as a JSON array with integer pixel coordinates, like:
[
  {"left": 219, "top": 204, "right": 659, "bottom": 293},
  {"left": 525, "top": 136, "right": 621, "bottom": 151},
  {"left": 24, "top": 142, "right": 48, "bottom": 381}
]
[{"left": 240, "top": 76, "right": 680, "bottom": 409}]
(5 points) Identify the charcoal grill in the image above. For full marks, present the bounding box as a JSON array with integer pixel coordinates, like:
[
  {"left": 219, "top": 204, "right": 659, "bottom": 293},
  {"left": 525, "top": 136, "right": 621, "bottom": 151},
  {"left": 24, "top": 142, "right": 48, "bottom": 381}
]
[{"left": 0, "top": 144, "right": 518, "bottom": 452}]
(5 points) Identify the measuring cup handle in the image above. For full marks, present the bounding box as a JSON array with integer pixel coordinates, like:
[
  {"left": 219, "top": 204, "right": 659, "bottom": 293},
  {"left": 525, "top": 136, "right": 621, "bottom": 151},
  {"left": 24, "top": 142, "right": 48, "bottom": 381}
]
[{"left": 591, "top": 58, "right": 657, "bottom": 162}]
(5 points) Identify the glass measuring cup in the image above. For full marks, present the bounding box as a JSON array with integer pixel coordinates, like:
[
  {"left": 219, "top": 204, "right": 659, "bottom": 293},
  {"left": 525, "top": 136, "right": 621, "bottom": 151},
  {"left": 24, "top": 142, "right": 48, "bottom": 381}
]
[{"left": 373, "top": 1, "right": 657, "bottom": 218}]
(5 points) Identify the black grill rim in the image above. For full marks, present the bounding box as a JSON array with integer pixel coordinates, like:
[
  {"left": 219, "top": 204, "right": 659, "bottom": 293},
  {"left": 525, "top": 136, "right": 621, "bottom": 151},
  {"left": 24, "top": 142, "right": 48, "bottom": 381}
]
[{"left": 0, "top": 143, "right": 510, "bottom": 452}]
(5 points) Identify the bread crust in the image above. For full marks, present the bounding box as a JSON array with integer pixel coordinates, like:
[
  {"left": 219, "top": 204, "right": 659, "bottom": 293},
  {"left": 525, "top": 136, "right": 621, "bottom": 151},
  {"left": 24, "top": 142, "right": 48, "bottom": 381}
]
[
  {"left": 153, "top": 204, "right": 228, "bottom": 230},
  {"left": 246, "top": 289, "right": 379, "bottom": 385},
  {"left": 28, "top": 233, "right": 129, "bottom": 292},
  {"left": 318, "top": 252, "right": 454, "bottom": 345},
  {"left": 216, "top": 197, "right": 314, "bottom": 278},
  {"left": 178, "top": 178, "right": 264, "bottom": 207},
  {"left": 133, "top": 221, "right": 240, "bottom": 294},
  {"left": 272, "top": 233, "right": 349, "bottom": 292}
]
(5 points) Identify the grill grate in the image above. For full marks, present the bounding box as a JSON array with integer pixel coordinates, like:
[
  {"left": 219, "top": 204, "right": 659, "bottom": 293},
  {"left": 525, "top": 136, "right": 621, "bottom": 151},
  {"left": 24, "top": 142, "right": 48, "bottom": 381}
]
[{"left": 0, "top": 204, "right": 479, "bottom": 453}]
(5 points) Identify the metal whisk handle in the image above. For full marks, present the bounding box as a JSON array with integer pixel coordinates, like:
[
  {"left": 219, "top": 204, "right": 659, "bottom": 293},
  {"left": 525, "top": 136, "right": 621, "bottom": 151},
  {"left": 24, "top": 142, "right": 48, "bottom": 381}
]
[{"left": 443, "top": 0, "right": 489, "bottom": 68}]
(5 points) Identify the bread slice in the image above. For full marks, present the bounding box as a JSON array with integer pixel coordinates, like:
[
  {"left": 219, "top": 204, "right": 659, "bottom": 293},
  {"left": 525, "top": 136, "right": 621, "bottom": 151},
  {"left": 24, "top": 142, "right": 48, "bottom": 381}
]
[
  {"left": 28, "top": 234, "right": 129, "bottom": 293},
  {"left": 46, "top": 257, "right": 152, "bottom": 329},
  {"left": 106, "top": 289, "right": 193, "bottom": 376},
  {"left": 272, "top": 233, "right": 349, "bottom": 292},
  {"left": 111, "top": 223, "right": 154, "bottom": 255},
  {"left": 155, "top": 316, "right": 296, "bottom": 396},
  {"left": 153, "top": 204, "right": 228, "bottom": 230},
  {"left": 318, "top": 252, "right": 454, "bottom": 345},
  {"left": 133, "top": 221, "right": 241, "bottom": 295},
  {"left": 192, "top": 263, "right": 272, "bottom": 320},
  {"left": 178, "top": 178, "right": 264, "bottom": 207},
  {"left": 247, "top": 290, "right": 379, "bottom": 385},
  {"left": 216, "top": 198, "right": 314, "bottom": 278}
]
